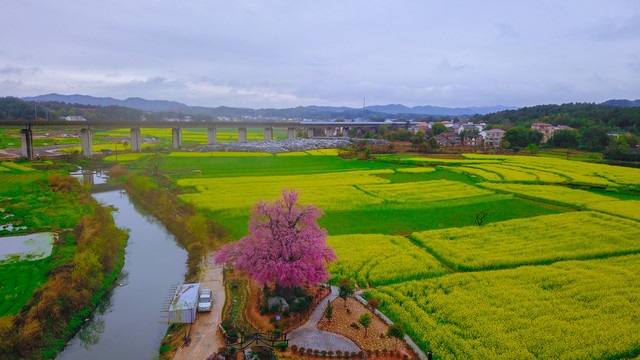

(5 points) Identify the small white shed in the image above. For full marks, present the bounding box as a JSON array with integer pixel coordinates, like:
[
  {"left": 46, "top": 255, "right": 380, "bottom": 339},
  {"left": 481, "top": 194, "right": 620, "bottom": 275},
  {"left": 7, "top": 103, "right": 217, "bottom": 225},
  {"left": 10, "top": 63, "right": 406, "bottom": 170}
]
[{"left": 168, "top": 283, "right": 201, "bottom": 324}]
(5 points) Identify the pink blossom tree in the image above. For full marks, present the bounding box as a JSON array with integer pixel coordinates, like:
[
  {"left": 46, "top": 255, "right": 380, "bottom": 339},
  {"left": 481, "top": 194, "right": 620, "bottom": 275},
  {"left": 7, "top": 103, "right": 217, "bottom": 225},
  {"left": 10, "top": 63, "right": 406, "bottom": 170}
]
[{"left": 214, "top": 189, "right": 337, "bottom": 289}]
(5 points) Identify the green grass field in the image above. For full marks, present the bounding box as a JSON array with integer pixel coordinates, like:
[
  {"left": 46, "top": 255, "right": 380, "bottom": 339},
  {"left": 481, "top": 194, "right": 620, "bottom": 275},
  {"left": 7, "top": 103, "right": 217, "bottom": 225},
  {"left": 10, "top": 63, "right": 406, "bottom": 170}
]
[{"left": 0, "top": 161, "right": 90, "bottom": 317}]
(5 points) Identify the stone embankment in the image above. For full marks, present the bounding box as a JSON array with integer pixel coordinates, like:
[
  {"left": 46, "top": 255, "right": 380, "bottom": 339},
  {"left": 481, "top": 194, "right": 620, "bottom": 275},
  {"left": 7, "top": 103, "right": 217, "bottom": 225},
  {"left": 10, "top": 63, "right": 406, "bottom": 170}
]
[{"left": 199, "top": 138, "right": 388, "bottom": 154}]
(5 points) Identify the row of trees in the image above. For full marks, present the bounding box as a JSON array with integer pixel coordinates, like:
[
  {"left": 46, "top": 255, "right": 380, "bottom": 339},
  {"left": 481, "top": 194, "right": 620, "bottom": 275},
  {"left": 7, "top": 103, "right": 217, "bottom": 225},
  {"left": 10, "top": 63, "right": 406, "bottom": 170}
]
[
  {"left": 475, "top": 102, "right": 640, "bottom": 134},
  {"left": 501, "top": 125, "right": 639, "bottom": 152}
]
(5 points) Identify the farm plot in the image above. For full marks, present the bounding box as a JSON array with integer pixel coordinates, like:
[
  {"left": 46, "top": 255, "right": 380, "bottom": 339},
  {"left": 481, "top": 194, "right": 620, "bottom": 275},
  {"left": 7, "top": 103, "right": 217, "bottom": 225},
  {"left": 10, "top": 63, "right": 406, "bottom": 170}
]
[
  {"left": 461, "top": 154, "right": 640, "bottom": 187},
  {"left": 367, "top": 254, "right": 640, "bottom": 360},
  {"left": 478, "top": 183, "right": 616, "bottom": 207},
  {"left": 358, "top": 180, "right": 493, "bottom": 203},
  {"left": 57, "top": 143, "right": 156, "bottom": 153},
  {"left": 328, "top": 234, "right": 449, "bottom": 286},
  {"left": 410, "top": 211, "right": 640, "bottom": 271},
  {"left": 177, "top": 170, "right": 393, "bottom": 212},
  {"left": 478, "top": 183, "right": 640, "bottom": 221},
  {"left": 586, "top": 200, "right": 640, "bottom": 221},
  {"left": 395, "top": 167, "right": 436, "bottom": 173},
  {"left": 161, "top": 154, "right": 396, "bottom": 178},
  {"left": 104, "top": 153, "right": 151, "bottom": 162}
]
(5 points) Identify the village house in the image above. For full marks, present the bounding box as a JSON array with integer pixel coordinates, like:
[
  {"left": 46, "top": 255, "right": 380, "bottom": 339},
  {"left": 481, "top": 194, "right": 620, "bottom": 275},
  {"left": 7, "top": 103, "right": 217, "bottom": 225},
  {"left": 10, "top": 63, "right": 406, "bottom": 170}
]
[
  {"left": 411, "top": 122, "right": 430, "bottom": 133},
  {"left": 463, "top": 134, "right": 484, "bottom": 147},
  {"left": 461, "top": 122, "right": 486, "bottom": 132},
  {"left": 481, "top": 129, "right": 505, "bottom": 148},
  {"left": 531, "top": 123, "right": 574, "bottom": 143},
  {"left": 435, "top": 132, "right": 461, "bottom": 146},
  {"left": 531, "top": 122, "right": 554, "bottom": 142}
]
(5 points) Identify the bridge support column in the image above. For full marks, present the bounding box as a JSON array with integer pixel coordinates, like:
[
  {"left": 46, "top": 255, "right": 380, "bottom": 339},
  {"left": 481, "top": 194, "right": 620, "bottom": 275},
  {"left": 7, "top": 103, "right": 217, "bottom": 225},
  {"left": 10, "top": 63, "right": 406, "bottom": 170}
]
[
  {"left": 207, "top": 127, "right": 217, "bottom": 145},
  {"left": 325, "top": 127, "right": 332, "bottom": 137},
  {"left": 80, "top": 128, "right": 93, "bottom": 157},
  {"left": 288, "top": 127, "right": 295, "bottom": 139},
  {"left": 238, "top": 127, "right": 247, "bottom": 142},
  {"left": 130, "top": 128, "right": 142, "bottom": 152},
  {"left": 307, "top": 128, "right": 314, "bottom": 138},
  {"left": 342, "top": 127, "right": 349, "bottom": 137},
  {"left": 20, "top": 129, "right": 34, "bottom": 160},
  {"left": 172, "top": 128, "right": 182, "bottom": 149},
  {"left": 264, "top": 127, "right": 273, "bottom": 141}
]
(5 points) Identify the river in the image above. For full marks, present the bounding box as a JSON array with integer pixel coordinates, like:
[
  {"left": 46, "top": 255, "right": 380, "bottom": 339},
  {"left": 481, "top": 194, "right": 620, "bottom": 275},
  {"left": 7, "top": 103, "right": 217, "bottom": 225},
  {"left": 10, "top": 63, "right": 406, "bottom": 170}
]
[{"left": 56, "top": 172, "right": 188, "bottom": 359}]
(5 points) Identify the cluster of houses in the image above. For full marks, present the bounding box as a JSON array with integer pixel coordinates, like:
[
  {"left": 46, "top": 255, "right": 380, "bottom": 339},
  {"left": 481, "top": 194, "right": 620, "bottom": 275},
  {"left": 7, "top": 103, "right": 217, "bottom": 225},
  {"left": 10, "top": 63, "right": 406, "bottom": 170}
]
[
  {"left": 530, "top": 122, "right": 574, "bottom": 143},
  {"left": 411, "top": 121, "right": 507, "bottom": 148},
  {"left": 410, "top": 120, "right": 575, "bottom": 148}
]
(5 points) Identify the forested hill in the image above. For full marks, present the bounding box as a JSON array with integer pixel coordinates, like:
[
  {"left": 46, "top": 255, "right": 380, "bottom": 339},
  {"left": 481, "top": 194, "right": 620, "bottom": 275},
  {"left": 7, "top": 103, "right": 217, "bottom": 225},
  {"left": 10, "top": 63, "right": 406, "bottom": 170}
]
[{"left": 475, "top": 103, "right": 640, "bottom": 133}]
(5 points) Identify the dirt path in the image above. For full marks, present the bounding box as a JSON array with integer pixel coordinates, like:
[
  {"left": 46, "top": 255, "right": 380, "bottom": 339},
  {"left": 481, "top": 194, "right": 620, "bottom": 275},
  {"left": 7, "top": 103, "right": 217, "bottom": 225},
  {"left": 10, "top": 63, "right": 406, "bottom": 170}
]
[{"left": 173, "top": 258, "right": 225, "bottom": 360}]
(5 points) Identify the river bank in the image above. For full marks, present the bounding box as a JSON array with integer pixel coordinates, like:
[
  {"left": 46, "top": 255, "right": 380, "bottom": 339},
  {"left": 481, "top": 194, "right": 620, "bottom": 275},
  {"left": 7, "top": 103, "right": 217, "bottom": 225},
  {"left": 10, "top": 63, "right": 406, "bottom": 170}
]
[{"left": 55, "top": 182, "right": 188, "bottom": 360}]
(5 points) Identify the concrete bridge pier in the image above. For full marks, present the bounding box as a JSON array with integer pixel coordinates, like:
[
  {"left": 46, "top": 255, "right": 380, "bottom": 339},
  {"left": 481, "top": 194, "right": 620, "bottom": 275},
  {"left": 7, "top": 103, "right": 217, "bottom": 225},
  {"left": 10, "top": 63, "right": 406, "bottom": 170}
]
[
  {"left": 264, "top": 127, "right": 273, "bottom": 141},
  {"left": 307, "top": 128, "right": 314, "bottom": 138},
  {"left": 80, "top": 128, "right": 93, "bottom": 157},
  {"left": 172, "top": 128, "right": 182, "bottom": 149},
  {"left": 288, "top": 127, "right": 295, "bottom": 140},
  {"left": 325, "top": 127, "right": 333, "bottom": 137},
  {"left": 238, "top": 127, "right": 247, "bottom": 142},
  {"left": 342, "top": 127, "right": 349, "bottom": 137},
  {"left": 207, "top": 127, "right": 217, "bottom": 145},
  {"left": 130, "top": 128, "right": 142, "bottom": 152},
  {"left": 20, "top": 129, "right": 34, "bottom": 160}
]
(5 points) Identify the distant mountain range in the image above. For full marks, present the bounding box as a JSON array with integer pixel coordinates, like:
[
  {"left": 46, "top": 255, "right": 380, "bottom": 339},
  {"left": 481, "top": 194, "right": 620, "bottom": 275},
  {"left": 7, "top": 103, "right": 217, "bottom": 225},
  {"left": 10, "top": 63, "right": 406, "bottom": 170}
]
[
  {"left": 21, "top": 93, "right": 516, "bottom": 119},
  {"left": 601, "top": 99, "right": 640, "bottom": 107},
  {"left": 21, "top": 93, "right": 640, "bottom": 120},
  {"left": 22, "top": 93, "right": 185, "bottom": 112}
]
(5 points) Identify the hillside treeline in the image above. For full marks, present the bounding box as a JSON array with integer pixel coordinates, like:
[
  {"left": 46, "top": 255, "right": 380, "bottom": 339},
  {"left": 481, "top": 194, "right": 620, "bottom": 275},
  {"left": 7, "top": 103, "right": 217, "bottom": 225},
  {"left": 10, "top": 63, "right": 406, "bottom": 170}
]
[
  {"left": 0, "top": 97, "right": 213, "bottom": 122},
  {"left": 474, "top": 103, "right": 640, "bottom": 133}
]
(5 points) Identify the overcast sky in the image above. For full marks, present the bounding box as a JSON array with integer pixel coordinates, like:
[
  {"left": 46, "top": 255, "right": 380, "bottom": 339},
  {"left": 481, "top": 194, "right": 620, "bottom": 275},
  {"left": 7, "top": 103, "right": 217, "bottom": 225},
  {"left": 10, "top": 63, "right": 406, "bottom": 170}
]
[{"left": 1, "top": 1, "right": 639, "bottom": 109}]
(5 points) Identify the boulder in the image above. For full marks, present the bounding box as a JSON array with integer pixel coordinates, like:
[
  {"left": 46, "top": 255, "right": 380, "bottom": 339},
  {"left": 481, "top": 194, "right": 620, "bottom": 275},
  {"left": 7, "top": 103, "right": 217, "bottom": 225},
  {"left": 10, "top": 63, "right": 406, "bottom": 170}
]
[{"left": 267, "top": 296, "right": 290, "bottom": 313}]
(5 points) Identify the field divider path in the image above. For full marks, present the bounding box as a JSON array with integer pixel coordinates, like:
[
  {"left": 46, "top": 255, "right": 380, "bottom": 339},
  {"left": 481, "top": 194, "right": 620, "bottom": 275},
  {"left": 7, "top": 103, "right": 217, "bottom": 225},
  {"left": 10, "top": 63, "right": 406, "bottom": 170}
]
[{"left": 405, "top": 235, "right": 457, "bottom": 274}]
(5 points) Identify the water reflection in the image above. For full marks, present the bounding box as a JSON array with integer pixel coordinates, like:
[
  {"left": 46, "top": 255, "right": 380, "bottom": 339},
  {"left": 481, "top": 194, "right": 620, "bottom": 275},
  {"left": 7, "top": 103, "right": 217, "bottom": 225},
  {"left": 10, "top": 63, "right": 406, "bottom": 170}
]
[{"left": 56, "top": 189, "right": 187, "bottom": 360}]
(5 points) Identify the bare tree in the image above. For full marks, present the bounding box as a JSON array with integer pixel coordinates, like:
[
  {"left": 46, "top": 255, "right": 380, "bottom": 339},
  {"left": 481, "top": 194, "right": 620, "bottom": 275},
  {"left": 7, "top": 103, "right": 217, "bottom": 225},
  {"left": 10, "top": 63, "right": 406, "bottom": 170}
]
[{"left": 475, "top": 210, "right": 488, "bottom": 226}]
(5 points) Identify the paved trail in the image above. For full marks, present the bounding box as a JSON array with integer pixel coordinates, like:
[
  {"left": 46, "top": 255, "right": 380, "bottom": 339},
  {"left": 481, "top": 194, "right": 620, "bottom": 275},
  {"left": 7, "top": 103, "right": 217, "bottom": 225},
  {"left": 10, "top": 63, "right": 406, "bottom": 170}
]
[
  {"left": 173, "top": 260, "right": 225, "bottom": 360},
  {"left": 288, "top": 286, "right": 360, "bottom": 353}
]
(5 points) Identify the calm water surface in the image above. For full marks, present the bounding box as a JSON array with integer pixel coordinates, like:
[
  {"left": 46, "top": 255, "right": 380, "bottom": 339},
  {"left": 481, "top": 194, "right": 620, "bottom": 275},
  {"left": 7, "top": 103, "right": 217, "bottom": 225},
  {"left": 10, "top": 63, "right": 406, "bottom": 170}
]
[{"left": 56, "top": 185, "right": 187, "bottom": 360}]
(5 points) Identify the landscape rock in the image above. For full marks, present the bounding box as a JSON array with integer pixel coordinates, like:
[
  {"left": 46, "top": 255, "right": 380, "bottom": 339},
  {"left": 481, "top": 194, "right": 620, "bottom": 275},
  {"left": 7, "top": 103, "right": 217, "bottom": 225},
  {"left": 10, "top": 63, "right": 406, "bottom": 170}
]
[{"left": 268, "top": 296, "right": 289, "bottom": 313}]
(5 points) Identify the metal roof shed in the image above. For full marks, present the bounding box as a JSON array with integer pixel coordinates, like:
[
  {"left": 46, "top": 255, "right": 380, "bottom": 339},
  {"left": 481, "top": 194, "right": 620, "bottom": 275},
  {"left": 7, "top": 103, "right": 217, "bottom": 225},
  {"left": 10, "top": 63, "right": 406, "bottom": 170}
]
[{"left": 168, "top": 283, "right": 201, "bottom": 324}]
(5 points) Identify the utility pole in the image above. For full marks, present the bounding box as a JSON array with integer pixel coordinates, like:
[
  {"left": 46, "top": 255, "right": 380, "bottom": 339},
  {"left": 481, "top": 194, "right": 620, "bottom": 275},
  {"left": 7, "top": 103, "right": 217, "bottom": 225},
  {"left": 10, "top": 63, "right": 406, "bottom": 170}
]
[{"left": 363, "top": 97, "right": 366, "bottom": 109}]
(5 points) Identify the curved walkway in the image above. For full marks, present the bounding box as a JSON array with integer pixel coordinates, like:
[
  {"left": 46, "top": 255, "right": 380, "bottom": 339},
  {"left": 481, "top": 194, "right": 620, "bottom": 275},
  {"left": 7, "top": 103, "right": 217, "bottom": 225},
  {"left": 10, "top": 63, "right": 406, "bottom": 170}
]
[{"left": 288, "top": 286, "right": 360, "bottom": 353}]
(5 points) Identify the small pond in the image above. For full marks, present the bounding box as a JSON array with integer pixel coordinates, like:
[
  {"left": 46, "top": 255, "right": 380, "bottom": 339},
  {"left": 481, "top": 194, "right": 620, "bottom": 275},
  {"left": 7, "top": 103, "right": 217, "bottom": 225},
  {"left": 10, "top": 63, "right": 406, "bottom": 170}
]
[{"left": 0, "top": 232, "right": 55, "bottom": 263}]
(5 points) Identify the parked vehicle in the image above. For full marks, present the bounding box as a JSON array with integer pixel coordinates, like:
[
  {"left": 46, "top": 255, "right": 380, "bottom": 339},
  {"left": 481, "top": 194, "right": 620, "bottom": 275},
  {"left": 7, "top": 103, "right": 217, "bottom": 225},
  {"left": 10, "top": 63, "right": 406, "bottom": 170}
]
[{"left": 197, "top": 289, "right": 213, "bottom": 312}]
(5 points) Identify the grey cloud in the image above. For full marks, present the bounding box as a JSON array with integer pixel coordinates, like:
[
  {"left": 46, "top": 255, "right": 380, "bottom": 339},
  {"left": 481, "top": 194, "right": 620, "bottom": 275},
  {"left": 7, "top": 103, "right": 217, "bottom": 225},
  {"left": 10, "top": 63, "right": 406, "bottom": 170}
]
[
  {"left": 590, "top": 14, "right": 640, "bottom": 40},
  {"left": 495, "top": 22, "right": 519, "bottom": 40},
  {"left": 0, "top": 66, "right": 39, "bottom": 75},
  {"left": 438, "top": 60, "right": 472, "bottom": 72}
]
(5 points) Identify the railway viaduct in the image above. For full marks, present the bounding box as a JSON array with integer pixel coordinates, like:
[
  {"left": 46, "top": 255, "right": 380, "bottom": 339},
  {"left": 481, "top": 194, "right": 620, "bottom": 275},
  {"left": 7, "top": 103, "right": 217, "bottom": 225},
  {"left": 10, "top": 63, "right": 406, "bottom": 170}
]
[{"left": 0, "top": 120, "right": 399, "bottom": 160}]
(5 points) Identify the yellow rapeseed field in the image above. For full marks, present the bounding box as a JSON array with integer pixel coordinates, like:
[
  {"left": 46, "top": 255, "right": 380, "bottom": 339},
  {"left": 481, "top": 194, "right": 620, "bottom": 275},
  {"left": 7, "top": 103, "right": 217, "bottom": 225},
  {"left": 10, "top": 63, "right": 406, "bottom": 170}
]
[
  {"left": 410, "top": 211, "right": 640, "bottom": 271},
  {"left": 328, "top": 234, "right": 448, "bottom": 286},
  {"left": 359, "top": 180, "right": 493, "bottom": 203},
  {"left": 368, "top": 254, "right": 640, "bottom": 360}
]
